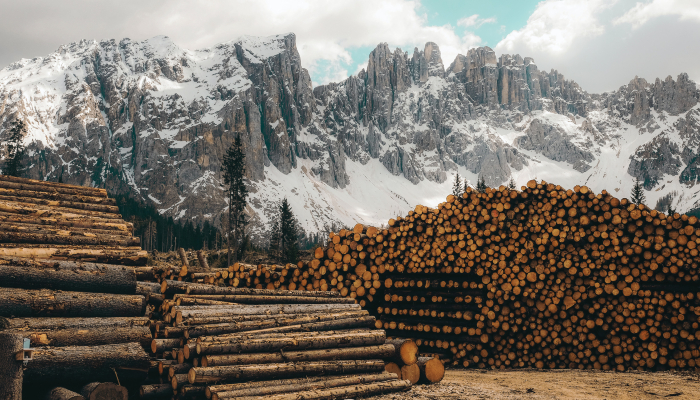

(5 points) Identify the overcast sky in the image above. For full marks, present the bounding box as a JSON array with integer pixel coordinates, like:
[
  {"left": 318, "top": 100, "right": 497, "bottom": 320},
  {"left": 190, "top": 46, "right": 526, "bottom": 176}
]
[{"left": 1, "top": 0, "right": 699, "bottom": 93}]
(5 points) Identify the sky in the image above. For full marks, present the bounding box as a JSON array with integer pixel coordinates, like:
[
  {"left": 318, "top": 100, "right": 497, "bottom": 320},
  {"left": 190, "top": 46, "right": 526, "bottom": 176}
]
[{"left": 0, "top": 0, "right": 699, "bottom": 93}]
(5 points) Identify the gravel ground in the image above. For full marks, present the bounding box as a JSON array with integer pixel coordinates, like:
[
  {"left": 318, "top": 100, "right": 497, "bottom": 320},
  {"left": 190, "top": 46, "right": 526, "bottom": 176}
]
[{"left": 365, "top": 369, "right": 700, "bottom": 400}]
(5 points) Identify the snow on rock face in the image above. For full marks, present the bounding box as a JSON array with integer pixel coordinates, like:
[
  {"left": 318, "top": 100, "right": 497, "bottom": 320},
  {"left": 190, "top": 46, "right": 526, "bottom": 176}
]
[{"left": 2, "top": 33, "right": 700, "bottom": 244}]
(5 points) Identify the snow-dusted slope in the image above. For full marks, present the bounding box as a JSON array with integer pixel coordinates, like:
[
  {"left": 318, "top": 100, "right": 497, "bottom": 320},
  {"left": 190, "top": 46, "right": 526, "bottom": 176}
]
[{"left": 1, "top": 33, "right": 698, "bottom": 242}]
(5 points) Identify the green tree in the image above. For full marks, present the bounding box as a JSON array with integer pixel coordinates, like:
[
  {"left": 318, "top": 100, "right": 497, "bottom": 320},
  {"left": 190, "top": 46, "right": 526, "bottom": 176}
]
[
  {"left": 476, "top": 176, "right": 487, "bottom": 193},
  {"left": 667, "top": 205, "right": 677, "bottom": 216},
  {"left": 278, "top": 198, "right": 299, "bottom": 263},
  {"left": 463, "top": 178, "right": 469, "bottom": 193},
  {"left": 452, "top": 172, "right": 462, "bottom": 197},
  {"left": 3, "top": 119, "right": 27, "bottom": 177},
  {"left": 631, "top": 177, "right": 646, "bottom": 205},
  {"left": 508, "top": 177, "right": 516, "bottom": 190},
  {"left": 221, "top": 134, "right": 248, "bottom": 265}
]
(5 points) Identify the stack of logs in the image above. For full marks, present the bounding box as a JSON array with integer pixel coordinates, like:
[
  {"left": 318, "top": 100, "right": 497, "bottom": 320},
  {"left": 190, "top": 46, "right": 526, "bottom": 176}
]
[
  {"left": 384, "top": 339, "right": 445, "bottom": 385},
  {"left": 143, "top": 279, "right": 412, "bottom": 399},
  {"left": 198, "top": 180, "right": 700, "bottom": 372}
]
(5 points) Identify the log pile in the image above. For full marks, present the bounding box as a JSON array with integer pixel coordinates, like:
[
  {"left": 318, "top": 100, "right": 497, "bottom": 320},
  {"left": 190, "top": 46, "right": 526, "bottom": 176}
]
[
  {"left": 211, "top": 180, "right": 700, "bottom": 372},
  {"left": 144, "top": 280, "right": 412, "bottom": 399}
]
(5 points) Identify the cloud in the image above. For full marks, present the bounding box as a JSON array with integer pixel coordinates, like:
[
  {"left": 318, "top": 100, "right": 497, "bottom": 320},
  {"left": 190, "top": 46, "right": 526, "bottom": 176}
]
[
  {"left": 496, "top": 0, "right": 612, "bottom": 55},
  {"left": 457, "top": 14, "right": 496, "bottom": 28},
  {"left": 614, "top": 0, "right": 700, "bottom": 28}
]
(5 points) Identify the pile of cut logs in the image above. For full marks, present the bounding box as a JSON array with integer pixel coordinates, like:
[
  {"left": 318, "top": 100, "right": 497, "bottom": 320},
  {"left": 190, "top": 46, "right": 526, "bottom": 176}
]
[
  {"left": 384, "top": 339, "right": 445, "bottom": 384},
  {"left": 144, "top": 279, "right": 412, "bottom": 399},
  {"left": 210, "top": 180, "right": 700, "bottom": 372}
]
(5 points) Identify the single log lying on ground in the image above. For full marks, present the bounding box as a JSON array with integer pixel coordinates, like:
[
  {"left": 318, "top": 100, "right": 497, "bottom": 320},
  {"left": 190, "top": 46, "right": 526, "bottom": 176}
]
[
  {"left": 209, "top": 372, "right": 399, "bottom": 400},
  {"left": 0, "top": 331, "right": 23, "bottom": 400},
  {"left": 386, "top": 338, "right": 418, "bottom": 365},
  {"left": 24, "top": 343, "right": 151, "bottom": 384},
  {"left": 201, "top": 344, "right": 395, "bottom": 367},
  {"left": 0, "top": 245, "right": 147, "bottom": 265},
  {"left": 45, "top": 387, "right": 85, "bottom": 400},
  {"left": 223, "top": 379, "right": 412, "bottom": 400},
  {"left": 79, "top": 382, "right": 127, "bottom": 400},
  {"left": 22, "top": 325, "right": 152, "bottom": 347},
  {"left": 7, "top": 317, "right": 148, "bottom": 331},
  {"left": 0, "top": 257, "right": 137, "bottom": 294},
  {"left": 0, "top": 288, "right": 145, "bottom": 318},
  {"left": 417, "top": 356, "right": 445, "bottom": 383},
  {"left": 189, "top": 359, "right": 385, "bottom": 384}
]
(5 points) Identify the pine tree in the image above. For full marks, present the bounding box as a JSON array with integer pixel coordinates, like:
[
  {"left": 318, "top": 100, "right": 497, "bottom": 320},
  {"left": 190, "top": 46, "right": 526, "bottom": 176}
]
[
  {"left": 4, "top": 119, "right": 27, "bottom": 177},
  {"left": 221, "top": 134, "right": 248, "bottom": 265},
  {"left": 508, "top": 177, "right": 516, "bottom": 190},
  {"left": 452, "top": 172, "right": 462, "bottom": 197},
  {"left": 476, "top": 176, "right": 487, "bottom": 193},
  {"left": 279, "top": 198, "right": 299, "bottom": 263},
  {"left": 269, "top": 218, "right": 281, "bottom": 260},
  {"left": 667, "top": 205, "right": 677, "bottom": 216},
  {"left": 463, "top": 178, "right": 469, "bottom": 193},
  {"left": 631, "top": 177, "right": 646, "bottom": 205}
]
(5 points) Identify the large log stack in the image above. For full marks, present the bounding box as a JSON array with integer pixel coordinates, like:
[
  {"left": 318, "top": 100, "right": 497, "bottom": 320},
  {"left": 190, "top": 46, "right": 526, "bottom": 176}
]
[
  {"left": 144, "top": 280, "right": 412, "bottom": 399},
  {"left": 209, "top": 180, "right": 700, "bottom": 372}
]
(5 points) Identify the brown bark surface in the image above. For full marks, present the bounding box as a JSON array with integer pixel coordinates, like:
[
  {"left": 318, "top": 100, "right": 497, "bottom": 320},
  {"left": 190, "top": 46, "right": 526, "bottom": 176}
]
[
  {"left": 0, "top": 331, "right": 23, "bottom": 400},
  {"left": 386, "top": 338, "right": 418, "bottom": 365},
  {"left": 197, "top": 331, "right": 385, "bottom": 355},
  {"left": 0, "top": 246, "right": 147, "bottom": 265},
  {"left": 79, "top": 382, "right": 127, "bottom": 400},
  {"left": 7, "top": 316, "right": 148, "bottom": 331},
  {"left": 139, "top": 384, "right": 172, "bottom": 399},
  {"left": 0, "top": 288, "right": 145, "bottom": 318},
  {"left": 202, "top": 344, "right": 395, "bottom": 366},
  {"left": 45, "top": 387, "right": 85, "bottom": 400},
  {"left": 22, "top": 325, "right": 151, "bottom": 347},
  {"left": 417, "top": 356, "right": 445, "bottom": 383},
  {"left": 226, "top": 379, "right": 411, "bottom": 400}
]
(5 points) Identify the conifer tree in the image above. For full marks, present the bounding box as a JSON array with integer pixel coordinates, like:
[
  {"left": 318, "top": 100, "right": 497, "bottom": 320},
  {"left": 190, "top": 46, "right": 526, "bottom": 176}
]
[
  {"left": 508, "top": 177, "right": 516, "bottom": 190},
  {"left": 631, "top": 177, "right": 646, "bottom": 206},
  {"left": 221, "top": 134, "right": 248, "bottom": 265},
  {"left": 452, "top": 172, "right": 462, "bottom": 197},
  {"left": 4, "top": 119, "right": 27, "bottom": 177},
  {"left": 278, "top": 198, "right": 299, "bottom": 263},
  {"left": 476, "top": 176, "right": 487, "bottom": 193},
  {"left": 463, "top": 178, "right": 469, "bottom": 194},
  {"left": 667, "top": 205, "right": 677, "bottom": 216}
]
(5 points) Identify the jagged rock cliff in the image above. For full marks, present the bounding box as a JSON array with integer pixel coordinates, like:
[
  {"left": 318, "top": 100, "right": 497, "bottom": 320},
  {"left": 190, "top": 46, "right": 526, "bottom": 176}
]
[{"left": 1, "top": 33, "right": 699, "bottom": 240}]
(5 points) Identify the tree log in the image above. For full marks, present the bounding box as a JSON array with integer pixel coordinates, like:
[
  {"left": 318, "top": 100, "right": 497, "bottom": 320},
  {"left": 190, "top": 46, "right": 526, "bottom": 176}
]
[
  {"left": 197, "top": 331, "right": 385, "bottom": 355},
  {"left": 0, "top": 331, "right": 22, "bottom": 400},
  {"left": 21, "top": 325, "right": 151, "bottom": 347},
  {"left": 0, "top": 186, "right": 115, "bottom": 206},
  {"left": 0, "top": 212, "right": 131, "bottom": 233},
  {"left": 44, "top": 387, "right": 85, "bottom": 400},
  {"left": 0, "top": 194, "right": 119, "bottom": 213},
  {"left": 7, "top": 316, "right": 148, "bottom": 331},
  {"left": 140, "top": 384, "right": 172, "bottom": 399},
  {"left": 0, "top": 175, "right": 107, "bottom": 196},
  {"left": 189, "top": 359, "right": 385, "bottom": 384},
  {"left": 174, "top": 303, "right": 360, "bottom": 324},
  {"left": 0, "top": 257, "right": 137, "bottom": 294},
  {"left": 178, "top": 312, "right": 353, "bottom": 327},
  {"left": 0, "top": 246, "right": 147, "bottom": 265},
  {"left": 210, "top": 372, "right": 398, "bottom": 400},
  {"left": 417, "top": 356, "right": 444, "bottom": 383},
  {"left": 0, "top": 230, "right": 139, "bottom": 247},
  {"left": 386, "top": 338, "right": 418, "bottom": 365},
  {"left": 400, "top": 363, "right": 420, "bottom": 384},
  {"left": 151, "top": 339, "right": 182, "bottom": 354},
  {"left": 201, "top": 344, "right": 395, "bottom": 367},
  {"left": 0, "top": 288, "right": 146, "bottom": 318},
  {"left": 80, "top": 382, "right": 127, "bottom": 400},
  {"left": 161, "top": 280, "right": 339, "bottom": 297},
  {"left": 197, "top": 250, "right": 210, "bottom": 271},
  {"left": 384, "top": 362, "right": 402, "bottom": 379},
  {"left": 137, "top": 281, "right": 163, "bottom": 296},
  {"left": 229, "top": 379, "right": 411, "bottom": 400},
  {"left": 176, "top": 294, "right": 356, "bottom": 304},
  {"left": 0, "top": 220, "right": 130, "bottom": 237},
  {"left": 0, "top": 199, "right": 121, "bottom": 220}
]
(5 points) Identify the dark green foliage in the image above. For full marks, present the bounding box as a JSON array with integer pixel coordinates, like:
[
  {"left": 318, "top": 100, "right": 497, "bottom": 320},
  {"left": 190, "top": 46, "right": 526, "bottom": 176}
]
[
  {"left": 3, "top": 119, "right": 27, "bottom": 177},
  {"left": 221, "top": 134, "right": 249, "bottom": 265},
  {"left": 508, "top": 177, "right": 516, "bottom": 190},
  {"left": 463, "top": 178, "right": 469, "bottom": 194},
  {"left": 114, "top": 194, "right": 218, "bottom": 252},
  {"left": 270, "top": 198, "right": 300, "bottom": 263},
  {"left": 476, "top": 176, "right": 487, "bottom": 193},
  {"left": 631, "top": 177, "right": 646, "bottom": 205},
  {"left": 667, "top": 205, "right": 677, "bottom": 216},
  {"left": 452, "top": 173, "right": 462, "bottom": 197}
]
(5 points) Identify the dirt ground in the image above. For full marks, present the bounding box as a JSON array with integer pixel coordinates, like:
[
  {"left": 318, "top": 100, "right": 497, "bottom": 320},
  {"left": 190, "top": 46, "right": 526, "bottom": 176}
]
[{"left": 366, "top": 369, "right": 700, "bottom": 400}]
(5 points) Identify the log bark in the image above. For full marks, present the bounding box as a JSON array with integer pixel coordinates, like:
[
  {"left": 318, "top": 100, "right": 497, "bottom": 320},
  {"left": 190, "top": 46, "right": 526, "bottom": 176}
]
[
  {"left": 0, "top": 220, "right": 129, "bottom": 237},
  {"left": 417, "top": 356, "right": 445, "bottom": 383},
  {"left": 80, "top": 382, "right": 128, "bottom": 400},
  {"left": 229, "top": 379, "right": 411, "bottom": 400},
  {"left": 0, "top": 186, "right": 115, "bottom": 206},
  {"left": 400, "top": 363, "right": 420, "bottom": 384},
  {"left": 21, "top": 325, "right": 151, "bottom": 347},
  {"left": 171, "top": 373, "right": 188, "bottom": 390},
  {"left": 202, "top": 344, "right": 395, "bottom": 367},
  {"left": 0, "top": 175, "right": 107, "bottom": 196},
  {"left": 0, "top": 331, "right": 23, "bottom": 400},
  {"left": 0, "top": 199, "right": 122, "bottom": 220},
  {"left": 7, "top": 317, "right": 148, "bottom": 331},
  {"left": 189, "top": 359, "right": 385, "bottom": 384},
  {"left": 178, "top": 312, "right": 349, "bottom": 327},
  {"left": 197, "top": 331, "right": 385, "bottom": 355},
  {"left": 210, "top": 372, "right": 398, "bottom": 400},
  {"left": 161, "top": 280, "right": 339, "bottom": 297},
  {"left": 177, "top": 294, "right": 356, "bottom": 304},
  {"left": 0, "top": 288, "right": 146, "bottom": 318},
  {"left": 44, "top": 387, "right": 85, "bottom": 400},
  {"left": 197, "top": 250, "right": 210, "bottom": 271},
  {"left": 0, "top": 212, "right": 131, "bottom": 233},
  {"left": 174, "top": 303, "right": 360, "bottom": 324},
  {"left": 386, "top": 338, "right": 418, "bottom": 365},
  {"left": 0, "top": 246, "right": 147, "bottom": 265},
  {"left": 24, "top": 343, "right": 151, "bottom": 385},
  {"left": 0, "top": 230, "right": 139, "bottom": 247},
  {"left": 151, "top": 339, "right": 182, "bottom": 354},
  {"left": 140, "top": 384, "right": 172, "bottom": 399},
  {"left": 137, "top": 281, "right": 163, "bottom": 296},
  {"left": 0, "top": 257, "right": 137, "bottom": 294},
  {"left": 0, "top": 194, "right": 119, "bottom": 213},
  {"left": 384, "top": 362, "right": 402, "bottom": 379},
  {"left": 168, "top": 363, "right": 193, "bottom": 378}
]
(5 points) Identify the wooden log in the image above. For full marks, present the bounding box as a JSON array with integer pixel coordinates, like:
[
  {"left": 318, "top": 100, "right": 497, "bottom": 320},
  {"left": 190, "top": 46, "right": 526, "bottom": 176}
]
[
  {"left": 79, "top": 382, "right": 127, "bottom": 400},
  {"left": 7, "top": 317, "right": 148, "bottom": 331},
  {"left": 0, "top": 175, "right": 107, "bottom": 196},
  {"left": 400, "top": 363, "right": 420, "bottom": 384},
  {"left": 140, "top": 384, "right": 172, "bottom": 399},
  {"left": 417, "top": 356, "right": 445, "bottom": 383},
  {"left": 225, "top": 379, "right": 412, "bottom": 400},
  {"left": 0, "top": 288, "right": 146, "bottom": 318},
  {"left": 206, "top": 376, "right": 334, "bottom": 398},
  {"left": 386, "top": 338, "right": 418, "bottom": 365},
  {"left": 0, "top": 257, "right": 137, "bottom": 294},
  {"left": 161, "top": 280, "right": 339, "bottom": 297},
  {"left": 197, "top": 331, "right": 385, "bottom": 355},
  {"left": 178, "top": 312, "right": 354, "bottom": 327},
  {"left": 210, "top": 372, "right": 398, "bottom": 400},
  {"left": 137, "top": 281, "right": 163, "bottom": 296},
  {"left": 0, "top": 246, "right": 147, "bottom": 265},
  {"left": 175, "top": 294, "right": 356, "bottom": 304},
  {"left": 0, "top": 212, "right": 131, "bottom": 233},
  {"left": 151, "top": 339, "right": 182, "bottom": 354},
  {"left": 0, "top": 220, "right": 130, "bottom": 237},
  {"left": 21, "top": 325, "right": 151, "bottom": 347},
  {"left": 171, "top": 374, "right": 188, "bottom": 390},
  {"left": 197, "top": 250, "right": 209, "bottom": 271},
  {"left": 202, "top": 344, "right": 395, "bottom": 367},
  {"left": 0, "top": 187, "right": 115, "bottom": 206},
  {"left": 0, "top": 199, "right": 122, "bottom": 220},
  {"left": 0, "top": 230, "right": 139, "bottom": 247},
  {"left": 44, "top": 387, "right": 85, "bottom": 400},
  {"left": 175, "top": 304, "right": 360, "bottom": 324},
  {"left": 384, "top": 362, "right": 402, "bottom": 379},
  {"left": 0, "top": 331, "right": 23, "bottom": 400},
  {"left": 189, "top": 359, "right": 386, "bottom": 384},
  {"left": 0, "top": 195, "right": 119, "bottom": 213},
  {"left": 168, "top": 363, "right": 193, "bottom": 378},
  {"left": 178, "top": 248, "right": 190, "bottom": 268}
]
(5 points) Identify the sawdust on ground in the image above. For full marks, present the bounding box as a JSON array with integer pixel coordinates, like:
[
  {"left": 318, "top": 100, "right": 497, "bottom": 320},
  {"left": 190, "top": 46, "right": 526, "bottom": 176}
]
[{"left": 366, "top": 369, "right": 700, "bottom": 400}]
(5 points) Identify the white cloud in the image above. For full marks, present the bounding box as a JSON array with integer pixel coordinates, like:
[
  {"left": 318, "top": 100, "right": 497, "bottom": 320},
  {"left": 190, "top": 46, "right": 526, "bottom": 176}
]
[
  {"left": 496, "top": 0, "right": 613, "bottom": 55},
  {"left": 457, "top": 14, "right": 496, "bottom": 28},
  {"left": 614, "top": 0, "right": 700, "bottom": 28}
]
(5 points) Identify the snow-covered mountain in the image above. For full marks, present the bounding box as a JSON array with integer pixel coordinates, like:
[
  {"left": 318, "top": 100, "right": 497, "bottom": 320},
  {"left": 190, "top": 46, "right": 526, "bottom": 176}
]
[{"left": 1, "top": 33, "right": 698, "bottom": 240}]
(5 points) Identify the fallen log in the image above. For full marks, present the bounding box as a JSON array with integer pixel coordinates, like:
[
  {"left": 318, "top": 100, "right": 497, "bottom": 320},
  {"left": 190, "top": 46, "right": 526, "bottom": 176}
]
[
  {"left": 0, "top": 230, "right": 139, "bottom": 247},
  {"left": 201, "top": 344, "right": 395, "bottom": 367},
  {"left": 0, "top": 194, "right": 119, "bottom": 213},
  {"left": 0, "top": 220, "right": 130, "bottom": 237},
  {"left": 45, "top": 387, "right": 85, "bottom": 400},
  {"left": 197, "top": 331, "right": 385, "bottom": 355},
  {"left": 0, "top": 288, "right": 146, "bottom": 318},
  {"left": 161, "top": 280, "right": 340, "bottom": 297},
  {"left": 79, "top": 382, "right": 127, "bottom": 400},
  {"left": 24, "top": 342, "right": 151, "bottom": 384},
  {"left": 0, "top": 212, "right": 131, "bottom": 233},
  {"left": 7, "top": 317, "right": 148, "bottom": 331},
  {"left": 0, "top": 245, "right": 148, "bottom": 265},
  {"left": 174, "top": 303, "right": 360, "bottom": 324},
  {"left": 22, "top": 325, "right": 151, "bottom": 347},
  {"left": 0, "top": 331, "right": 23, "bottom": 400},
  {"left": 209, "top": 372, "right": 398, "bottom": 400},
  {"left": 229, "top": 379, "right": 412, "bottom": 400},
  {"left": 0, "top": 186, "right": 115, "bottom": 206},
  {"left": 0, "top": 176, "right": 107, "bottom": 197},
  {"left": 0, "top": 257, "right": 137, "bottom": 294},
  {"left": 417, "top": 356, "right": 445, "bottom": 383},
  {"left": 189, "top": 359, "right": 386, "bottom": 384}
]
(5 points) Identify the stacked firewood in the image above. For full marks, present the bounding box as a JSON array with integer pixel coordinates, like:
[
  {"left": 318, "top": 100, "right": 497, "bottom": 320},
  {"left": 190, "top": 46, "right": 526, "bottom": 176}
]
[
  {"left": 213, "top": 180, "right": 700, "bottom": 372},
  {"left": 383, "top": 339, "right": 445, "bottom": 385},
  {"left": 144, "top": 280, "right": 412, "bottom": 399}
]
